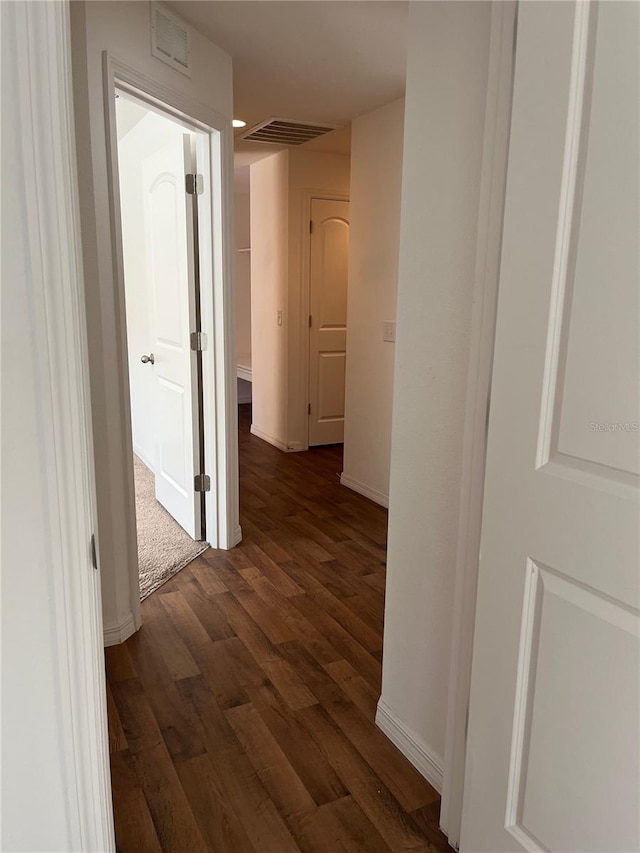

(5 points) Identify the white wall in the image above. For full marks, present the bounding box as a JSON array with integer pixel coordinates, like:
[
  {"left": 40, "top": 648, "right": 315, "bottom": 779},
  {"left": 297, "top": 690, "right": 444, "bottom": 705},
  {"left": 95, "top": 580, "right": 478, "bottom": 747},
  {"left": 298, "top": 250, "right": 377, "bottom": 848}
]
[
  {"left": 70, "top": 1, "right": 232, "bottom": 642},
  {"left": 249, "top": 150, "right": 290, "bottom": 447},
  {"left": 379, "top": 1, "right": 493, "bottom": 786},
  {"left": 118, "top": 107, "right": 187, "bottom": 470},
  {"left": 235, "top": 187, "right": 252, "bottom": 361},
  {"left": 342, "top": 97, "right": 405, "bottom": 507}
]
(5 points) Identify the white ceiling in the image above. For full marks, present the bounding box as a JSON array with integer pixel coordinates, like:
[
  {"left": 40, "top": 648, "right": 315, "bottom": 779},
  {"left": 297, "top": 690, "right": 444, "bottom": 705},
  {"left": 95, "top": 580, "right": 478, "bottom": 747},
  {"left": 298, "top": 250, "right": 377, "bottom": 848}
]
[{"left": 168, "top": 1, "right": 409, "bottom": 166}]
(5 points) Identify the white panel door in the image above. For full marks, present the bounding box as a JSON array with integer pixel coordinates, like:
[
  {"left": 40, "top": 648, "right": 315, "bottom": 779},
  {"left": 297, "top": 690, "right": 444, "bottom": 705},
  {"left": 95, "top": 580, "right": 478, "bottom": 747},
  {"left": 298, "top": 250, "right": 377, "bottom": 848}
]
[
  {"left": 461, "top": 3, "right": 640, "bottom": 851},
  {"left": 308, "top": 198, "right": 350, "bottom": 446},
  {"left": 141, "top": 136, "right": 201, "bottom": 539}
]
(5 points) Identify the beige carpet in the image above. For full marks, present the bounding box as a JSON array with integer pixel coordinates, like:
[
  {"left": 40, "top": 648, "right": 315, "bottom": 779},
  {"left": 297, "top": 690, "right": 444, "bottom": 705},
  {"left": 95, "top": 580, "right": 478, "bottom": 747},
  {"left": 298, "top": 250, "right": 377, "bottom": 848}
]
[{"left": 133, "top": 455, "right": 209, "bottom": 600}]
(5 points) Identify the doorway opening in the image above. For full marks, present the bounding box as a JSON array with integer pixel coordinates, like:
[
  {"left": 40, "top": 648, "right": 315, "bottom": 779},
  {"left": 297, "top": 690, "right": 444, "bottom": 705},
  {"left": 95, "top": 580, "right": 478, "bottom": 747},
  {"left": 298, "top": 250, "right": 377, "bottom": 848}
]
[{"left": 114, "top": 91, "right": 210, "bottom": 599}]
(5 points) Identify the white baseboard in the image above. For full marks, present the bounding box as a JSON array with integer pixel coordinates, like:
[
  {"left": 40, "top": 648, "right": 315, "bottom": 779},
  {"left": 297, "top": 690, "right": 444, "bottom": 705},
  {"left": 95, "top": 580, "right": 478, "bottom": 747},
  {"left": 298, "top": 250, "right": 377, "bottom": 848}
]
[
  {"left": 250, "top": 424, "right": 296, "bottom": 453},
  {"left": 340, "top": 473, "right": 389, "bottom": 508},
  {"left": 376, "top": 700, "right": 444, "bottom": 793},
  {"left": 103, "top": 611, "right": 138, "bottom": 647},
  {"left": 132, "top": 443, "right": 155, "bottom": 473},
  {"left": 250, "top": 424, "right": 288, "bottom": 451}
]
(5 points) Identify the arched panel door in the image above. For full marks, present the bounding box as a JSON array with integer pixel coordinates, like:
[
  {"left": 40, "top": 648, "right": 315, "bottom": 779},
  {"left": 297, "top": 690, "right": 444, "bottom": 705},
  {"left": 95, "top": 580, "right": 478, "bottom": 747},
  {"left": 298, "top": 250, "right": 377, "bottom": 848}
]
[{"left": 308, "top": 197, "right": 350, "bottom": 446}]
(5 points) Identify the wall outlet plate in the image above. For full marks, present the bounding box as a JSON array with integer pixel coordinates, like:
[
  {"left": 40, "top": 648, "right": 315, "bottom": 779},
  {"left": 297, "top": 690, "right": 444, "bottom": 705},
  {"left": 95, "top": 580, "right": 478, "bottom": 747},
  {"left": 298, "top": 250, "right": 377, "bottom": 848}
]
[{"left": 383, "top": 321, "right": 396, "bottom": 342}]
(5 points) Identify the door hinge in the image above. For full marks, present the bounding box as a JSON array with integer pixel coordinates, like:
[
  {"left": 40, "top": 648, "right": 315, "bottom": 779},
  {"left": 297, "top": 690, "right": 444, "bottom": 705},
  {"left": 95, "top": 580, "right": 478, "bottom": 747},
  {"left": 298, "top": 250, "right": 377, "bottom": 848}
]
[
  {"left": 309, "top": 219, "right": 313, "bottom": 234},
  {"left": 185, "top": 173, "right": 204, "bottom": 195},
  {"left": 90, "top": 534, "right": 98, "bottom": 570},
  {"left": 190, "top": 331, "right": 208, "bottom": 352},
  {"left": 308, "top": 403, "right": 311, "bottom": 415},
  {"left": 194, "top": 473, "right": 211, "bottom": 492},
  {"left": 308, "top": 314, "right": 312, "bottom": 328}
]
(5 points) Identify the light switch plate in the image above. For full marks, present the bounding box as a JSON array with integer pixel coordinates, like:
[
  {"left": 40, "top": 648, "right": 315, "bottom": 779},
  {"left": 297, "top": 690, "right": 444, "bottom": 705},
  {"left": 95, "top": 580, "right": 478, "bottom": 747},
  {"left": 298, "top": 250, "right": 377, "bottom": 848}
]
[{"left": 383, "top": 321, "right": 396, "bottom": 342}]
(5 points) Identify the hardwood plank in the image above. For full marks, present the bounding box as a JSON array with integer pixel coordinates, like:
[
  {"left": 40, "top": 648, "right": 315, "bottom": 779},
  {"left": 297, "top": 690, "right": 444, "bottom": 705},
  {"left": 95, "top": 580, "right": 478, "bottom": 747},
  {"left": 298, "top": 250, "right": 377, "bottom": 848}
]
[
  {"left": 324, "top": 658, "right": 380, "bottom": 721},
  {"left": 185, "top": 555, "right": 229, "bottom": 595},
  {"left": 290, "top": 593, "right": 382, "bottom": 690},
  {"left": 130, "top": 742, "right": 209, "bottom": 853},
  {"left": 177, "top": 675, "right": 302, "bottom": 853},
  {"left": 247, "top": 682, "right": 349, "bottom": 807},
  {"left": 246, "top": 572, "right": 342, "bottom": 666},
  {"left": 289, "top": 796, "right": 393, "bottom": 853},
  {"left": 226, "top": 702, "right": 316, "bottom": 820},
  {"left": 110, "top": 751, "right": 162, "bottom": 853},
  {"left": 105, "top": 642, "right": 138, "bottom": 683},
  {"left": 106, "top": 682, "right": 128, "bottom": 754},
  {"left": 297, "top": 705, "right": 434, "bottom": 852},
  {"left": 124, "top": 629, "right": 206, "bottom": 764},
  {"left": 260, "top": 658, "right": 318, "bottom": 711},
  {"left": 176, "top": 753, "right": 257, "bottom": 853}
]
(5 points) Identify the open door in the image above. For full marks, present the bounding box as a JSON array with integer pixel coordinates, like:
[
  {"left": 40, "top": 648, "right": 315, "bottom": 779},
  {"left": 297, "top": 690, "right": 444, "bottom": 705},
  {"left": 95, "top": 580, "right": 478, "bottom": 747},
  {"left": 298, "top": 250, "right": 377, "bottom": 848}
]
[
  {"left": 140, "top": 133, "right": 203, "bottom": 539},
  {"left": 308, "top": 197, "right": 350, "bottom": 446},
  {"left": 461, "top": 3, "right": 639, "bottom": 850}
]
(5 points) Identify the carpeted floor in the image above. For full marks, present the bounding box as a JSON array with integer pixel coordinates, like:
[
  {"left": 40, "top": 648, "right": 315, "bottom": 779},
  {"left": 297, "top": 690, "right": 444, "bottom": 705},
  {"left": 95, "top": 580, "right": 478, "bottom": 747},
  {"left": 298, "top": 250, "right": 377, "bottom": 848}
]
[{"left": 133, "top": 455, "right": 209, "bottom": 600}]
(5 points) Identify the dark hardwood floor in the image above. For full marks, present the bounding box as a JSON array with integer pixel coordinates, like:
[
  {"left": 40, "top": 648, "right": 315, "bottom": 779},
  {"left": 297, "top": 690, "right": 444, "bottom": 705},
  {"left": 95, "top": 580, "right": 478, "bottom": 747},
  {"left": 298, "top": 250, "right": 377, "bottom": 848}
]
[{"left": 106, "top": 404, "right": 453, "bottom": 852}]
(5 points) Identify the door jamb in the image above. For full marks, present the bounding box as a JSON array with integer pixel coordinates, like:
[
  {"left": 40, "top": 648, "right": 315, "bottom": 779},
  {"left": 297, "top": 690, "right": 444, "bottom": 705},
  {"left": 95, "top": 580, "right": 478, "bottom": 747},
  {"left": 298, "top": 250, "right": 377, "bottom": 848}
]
[
  {"left": 439, "top": 3, "right": 517, "bottom": 847},
  {"left": 300, "top": 191, "right": 350, "bottom": 451},
  {"left": 6, "top": 1, "right": 115, "bottom": 846},
  {"left": 102, "top": 54, "right": 240, "bottom": 609}
]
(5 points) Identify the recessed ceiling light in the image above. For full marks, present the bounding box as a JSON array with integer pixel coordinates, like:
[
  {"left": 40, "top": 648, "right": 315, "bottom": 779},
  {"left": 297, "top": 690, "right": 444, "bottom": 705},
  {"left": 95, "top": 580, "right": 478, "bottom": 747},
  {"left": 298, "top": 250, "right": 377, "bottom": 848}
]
[{"left": 232, "top": 119, "right": 247, "bottom": 128}]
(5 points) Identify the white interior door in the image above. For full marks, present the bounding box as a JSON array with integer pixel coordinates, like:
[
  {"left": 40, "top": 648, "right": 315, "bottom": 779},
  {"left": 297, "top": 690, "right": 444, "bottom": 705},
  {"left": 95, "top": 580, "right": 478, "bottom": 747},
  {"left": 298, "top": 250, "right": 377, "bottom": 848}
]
[
  {"left": 141, "top": 135, "right": 202, "bottom": 539},
  {"left": 308, "top": 197, "right": 350, "bottom": 446},
  {"left": 461, "top": 4, "right": 640, "bottom": 851}
]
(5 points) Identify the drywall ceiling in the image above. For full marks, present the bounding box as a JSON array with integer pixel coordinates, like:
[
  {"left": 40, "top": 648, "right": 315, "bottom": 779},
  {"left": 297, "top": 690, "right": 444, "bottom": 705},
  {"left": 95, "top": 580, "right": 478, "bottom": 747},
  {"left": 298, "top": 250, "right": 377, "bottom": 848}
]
[{"left": 167, "top": 1, "right": 408, "bottom": 166}]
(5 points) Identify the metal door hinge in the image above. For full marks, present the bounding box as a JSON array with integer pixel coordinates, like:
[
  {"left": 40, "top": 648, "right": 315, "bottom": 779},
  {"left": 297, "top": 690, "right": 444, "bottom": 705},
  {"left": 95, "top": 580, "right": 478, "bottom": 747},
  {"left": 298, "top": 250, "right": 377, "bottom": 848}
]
[
  {"left": 90, "top": 534, "right": 98, "bottom": 570},
  {"left": 309, "top": 220, "right": 313, "bottom": 234},
  {"left": 308, "top": 403, "right": 311, "bottom": 415},
  {"left": 194, "top": 473, "right": 211, "bottom": 492},
  {"left": 185, "top": 173, "right": 204, "bottom": 195},
  {"left": 308, "top": 314, "right": 312, "bottom": 328},
  {"left": 190, "top": 331, "right": 208, "bottom": 351}
]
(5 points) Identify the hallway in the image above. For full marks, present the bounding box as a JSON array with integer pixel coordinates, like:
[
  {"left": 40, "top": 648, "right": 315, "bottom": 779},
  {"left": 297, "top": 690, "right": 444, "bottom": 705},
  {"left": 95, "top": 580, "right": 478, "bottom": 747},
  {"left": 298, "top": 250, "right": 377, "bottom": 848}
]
[{"left": 106, "top": 405, "right": 452, "bottom": 852}]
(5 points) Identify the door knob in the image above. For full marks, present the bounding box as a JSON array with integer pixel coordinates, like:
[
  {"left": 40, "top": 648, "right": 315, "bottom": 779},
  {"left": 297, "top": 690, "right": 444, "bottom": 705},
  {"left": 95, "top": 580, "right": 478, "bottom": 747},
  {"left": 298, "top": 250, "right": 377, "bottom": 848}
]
[{"left": 140, "top": 353, "right": 155, "bottom": 365}]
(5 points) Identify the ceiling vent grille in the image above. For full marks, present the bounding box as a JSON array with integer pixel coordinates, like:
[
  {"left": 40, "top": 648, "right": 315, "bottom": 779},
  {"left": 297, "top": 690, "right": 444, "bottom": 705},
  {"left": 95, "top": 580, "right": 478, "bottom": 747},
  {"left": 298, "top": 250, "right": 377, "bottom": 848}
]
[
  {"left": 151, "top": 2, "right": 191, "bottom": 77},
  {"left": 241, "top": 118, "right": 341, "bottom": 146}
]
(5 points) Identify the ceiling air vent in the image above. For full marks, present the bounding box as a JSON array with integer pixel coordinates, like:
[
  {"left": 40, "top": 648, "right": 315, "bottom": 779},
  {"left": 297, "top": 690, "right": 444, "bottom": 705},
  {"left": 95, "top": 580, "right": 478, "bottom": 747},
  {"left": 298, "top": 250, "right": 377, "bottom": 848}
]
[
  {"left": 151, "top": 2, "right": 191, "bottom": 78},
  {"left": 241, "top": 118, "right": 341, "bottom": 147}
]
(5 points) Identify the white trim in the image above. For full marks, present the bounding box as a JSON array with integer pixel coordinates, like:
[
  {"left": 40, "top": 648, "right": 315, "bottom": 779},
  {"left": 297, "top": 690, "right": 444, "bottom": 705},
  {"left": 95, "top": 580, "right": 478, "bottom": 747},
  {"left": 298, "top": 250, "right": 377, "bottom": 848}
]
[
  {"left": 231, "top": 525, "right": 243, "bottom": 548},
  {"left": 6, "top": 1, "right": 115, "bottom": 847},
  {"left": 376, "top": 701, "right": 444, "bottom": 793},
  {"left": 102, "top": 55, "right": 240, "bottom": 575},
  {"left": 339, "top": 473, "right": 389, "bottom": 509},
  {"left": 103, "top": 613, "right": 139, "bottom": 648},
  {"left": 440, "top": 4, "right": 517, "bottom": 848},
  {"left": 237, "top": 365, "right": 253, "bottom": 383},
  {"left": 250, "top": 424, "right": 290, "bottom": 452}
]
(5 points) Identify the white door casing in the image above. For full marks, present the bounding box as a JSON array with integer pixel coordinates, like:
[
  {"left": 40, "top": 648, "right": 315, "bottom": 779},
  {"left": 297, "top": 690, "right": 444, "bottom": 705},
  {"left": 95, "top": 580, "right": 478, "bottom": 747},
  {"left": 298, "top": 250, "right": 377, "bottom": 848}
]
[
  {"left": 141, "top": 135, "right": 202, "bottom": 539},
  {"left": 308, "top": 197, "right": 350, "bottom": 446},
  {"left": 461, "top": 3, "right": 640, "bottom": 852}
]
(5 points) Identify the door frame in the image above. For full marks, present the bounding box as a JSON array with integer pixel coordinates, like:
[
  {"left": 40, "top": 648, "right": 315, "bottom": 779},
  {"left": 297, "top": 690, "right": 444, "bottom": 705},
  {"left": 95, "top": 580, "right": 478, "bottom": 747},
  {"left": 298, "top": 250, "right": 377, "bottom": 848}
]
[
  {"left": 438, "top": 3, "right": 517, "bottom": 848},
  {"left": 4, "top": 1, "right": 115, "bottom": 847},
  {"left": 103, "top": 56, "right": 241, "bottom": 581},
  {"left": 300, "top": 190, "right": 350, "bottom": 450}
]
